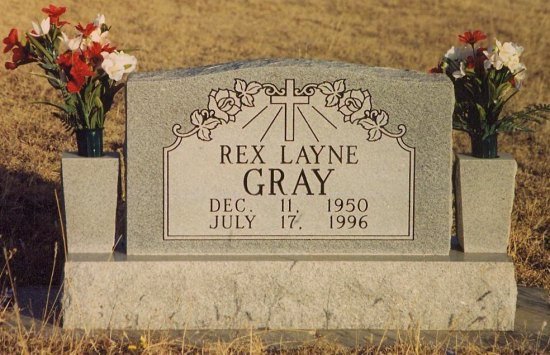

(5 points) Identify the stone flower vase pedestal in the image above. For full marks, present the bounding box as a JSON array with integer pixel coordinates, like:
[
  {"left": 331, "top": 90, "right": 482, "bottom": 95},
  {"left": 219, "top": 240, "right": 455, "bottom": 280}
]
[
  {"left": 455, "top": 153, "right": 517, "bottom": 253},
  {"left": 61, "top": 152, "right": 119, "bottom": 254}
]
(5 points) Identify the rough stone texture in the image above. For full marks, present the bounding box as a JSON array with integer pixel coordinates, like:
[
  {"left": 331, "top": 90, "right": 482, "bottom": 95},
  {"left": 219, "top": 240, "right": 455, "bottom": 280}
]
[
  {"left": 455, "top": 153, "right": 517, "bottom": 253},
  {"left": 13, "top": 286, "right": 546, "bottom": 344},
  {"left": 63, "top": 252, "right": 517, "bottom": 331},
  {"left": 61, "top": 152, "right": 119, "bottom": 254},
  {"left": 126, "top": 59, "right": 455, "bottom": 255}
]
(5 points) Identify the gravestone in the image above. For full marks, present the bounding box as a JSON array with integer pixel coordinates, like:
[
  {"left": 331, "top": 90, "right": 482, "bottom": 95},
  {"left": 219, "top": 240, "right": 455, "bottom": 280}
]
[
  {"left": 62, "top": 60, "right": 517, "bottom": 331},
  {"left": 127, "top": 60, "right": 450, "bottom": 255}
]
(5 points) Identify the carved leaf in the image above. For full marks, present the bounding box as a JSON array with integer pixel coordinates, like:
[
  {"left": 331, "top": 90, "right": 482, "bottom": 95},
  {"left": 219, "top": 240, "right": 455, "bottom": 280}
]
[
  {"left": 190, "top": 110, "right": 203, "bottom": 127},
  {"left": 246, "top": 81, "right": 262, "bottom": 95},
  {"left": 242, "top": 95, "right": 254, "bottom": 107},
  {"left": 235, "top": 79, "right": 246, "bottom": 93},
  {"left": 318, "top": 82, "right": 334, "bottom": 95},
  {"left": 357, "top": 118, "right": 376, "bottom": 130},
  {"left": 242, "top": 96, "right": 256, "bottom": 107},
  {"left": 326, "top": 95, "right": 340, "bottom": 107},
  {"left": 197, "top": 127, "right": 212, "bottom": 141},
  {"left": 234, "top": 79, "right": 261, "bottom": 107},
  {"left": 333, "top": 79, "right": 345, "bottom": 93},
  {"left": 358, "top": 111, "right": 388, "bottom": 142},
  {"left": 319, "top": 80, "right": 346, "bottom": 107},
  {"left": 189, "top": 109, "right": 220, "bottom": 141},
  {"left": 367, "top": 128, "right": 382, "bottom": 141},
  {"left": 202, "top": 117, "right": 220, "bottom": 130},
  {"left": 372, "top": 110, "right": 389, "bottom": 127}
]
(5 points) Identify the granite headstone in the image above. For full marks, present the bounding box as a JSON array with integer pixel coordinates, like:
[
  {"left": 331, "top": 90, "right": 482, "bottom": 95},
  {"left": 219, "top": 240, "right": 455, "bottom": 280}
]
[{"left": 126, "top": 59, "right": 453, "bottom": 255}]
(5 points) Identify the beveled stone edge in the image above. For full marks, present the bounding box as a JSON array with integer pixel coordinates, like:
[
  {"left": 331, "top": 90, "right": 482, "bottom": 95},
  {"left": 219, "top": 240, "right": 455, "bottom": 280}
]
[
  {"left": 65, "top": 250, "right": 512, "bottom": 263},
  {"left": 128, "top": 59, "right": 449, "bottom": 84},
  {"left": 62, "top": 151, "right": 120, "bottom": 160}
]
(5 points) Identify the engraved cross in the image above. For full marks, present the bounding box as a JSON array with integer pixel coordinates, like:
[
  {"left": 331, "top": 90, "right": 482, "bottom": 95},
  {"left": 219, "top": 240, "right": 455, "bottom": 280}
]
[{"left": 270, "top": 79, "right": 309, "bottom": 141}]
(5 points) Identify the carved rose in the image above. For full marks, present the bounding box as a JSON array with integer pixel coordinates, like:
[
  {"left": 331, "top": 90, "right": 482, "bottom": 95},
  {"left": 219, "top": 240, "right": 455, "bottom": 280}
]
[
  {"left": 338, "top": 89, "right": 371, "bottom": 123},
  {"left": 358, "top": 110, "right": 389, "bottom": 141},
  {"left": 190, "top": 109, "right": 220, "bottom": 141},
  {"left": 208, "top": 89, "right": 242, "bottom": 122}
]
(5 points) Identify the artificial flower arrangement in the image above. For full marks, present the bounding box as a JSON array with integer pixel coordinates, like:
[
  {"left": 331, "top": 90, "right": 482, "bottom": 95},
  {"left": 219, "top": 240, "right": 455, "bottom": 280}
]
[
  {"left": 3, "top": 4, "right": 137, "bottom": 156},
  {"left": 431, "top": 30, "right": 548, "bottom": 158}
]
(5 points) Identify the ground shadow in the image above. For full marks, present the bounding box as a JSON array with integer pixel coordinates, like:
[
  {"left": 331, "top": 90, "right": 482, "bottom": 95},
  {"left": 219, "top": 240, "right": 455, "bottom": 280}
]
[{"left": 0, "top": 165, "right": 65, "bottom": 287}]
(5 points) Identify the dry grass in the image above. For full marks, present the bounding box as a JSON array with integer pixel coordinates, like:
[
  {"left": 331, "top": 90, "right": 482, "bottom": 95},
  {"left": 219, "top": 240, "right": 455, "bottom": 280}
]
[
  {"left": 1, "top": 0, "right": 548, "bottom": 287},
  {"left": 1, "top": 325, "right": 545, "bottom": 355},
  {"left": 0, "top": 0, "right": 548, "bottom": 352},
  {"left": 0, "top": 331, "right": 546, "bottom": 355}
]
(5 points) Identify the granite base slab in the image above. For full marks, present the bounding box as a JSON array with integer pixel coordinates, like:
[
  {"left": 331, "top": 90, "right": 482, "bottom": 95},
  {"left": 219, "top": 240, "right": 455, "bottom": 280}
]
[{"left": 62, "top": 252, "right": 516, "bottom": 331}]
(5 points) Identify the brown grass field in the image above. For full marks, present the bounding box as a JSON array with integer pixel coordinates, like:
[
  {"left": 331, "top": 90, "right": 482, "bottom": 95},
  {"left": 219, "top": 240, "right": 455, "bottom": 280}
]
[{"left": 0, "top": 0, "right": 548, "bottom": 353}]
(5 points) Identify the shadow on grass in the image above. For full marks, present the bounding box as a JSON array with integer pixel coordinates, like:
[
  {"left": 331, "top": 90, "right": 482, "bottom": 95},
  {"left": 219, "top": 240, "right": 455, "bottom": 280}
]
[
  {"left": 0, "top": 148, "right": 126, "bottom": 287},
  {"left": 0, "top": 165, "right": 64, "bottom": 287}
]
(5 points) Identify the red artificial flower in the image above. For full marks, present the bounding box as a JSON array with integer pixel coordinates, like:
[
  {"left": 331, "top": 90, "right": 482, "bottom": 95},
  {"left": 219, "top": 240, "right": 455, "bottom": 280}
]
[
  {"left": 5, "top": 62, "right": 17, "bottom": 70},
  {"left": 458, "top": 30, "right": 487, "bottom": 45},
  {"left": 71, "top": 56, "right": 94, "bottom": 78},
  {"left": 76, "top": 22, "right": 96, "bottom": 37},
  {"left": 42, "top": 4, "right": 68, "bottom": 27},
  {"left": 5, "top": 46, "right": 34, "bottom": 70},
  {"left": 84, "top": 42, "right": 116, "bottom": 67},
  {"left": 475, "top": 47, "right": 487, "bottom": 67},
  {"left": 101, "top": 43, "right": 116, "bottom": 54},
  {"left": 11, "top": 47, "right": 26, "bottom": 63},
  {"left": 3, "top": 28, "right": 20, "bottom": 53},
  {"left": 66, "top": 79, "right": 81, "bottom": 93},
  {"left": 465, "top": 56, "right": 476, "bottom": 69},
  {"left": 84, "top": 42, "right": 103, "bottom": 61},
  {"left": 56, "top": 52, "right": 95, "bottom": 93},
  {"left": 56, "top": 51, "right": 73, "bottom": 68},
  {"left": 68, "top": 55, "right": 94, "bottom": 93},
  {"left": 462, "top": 47, "right": 488, "bottom": 72}
]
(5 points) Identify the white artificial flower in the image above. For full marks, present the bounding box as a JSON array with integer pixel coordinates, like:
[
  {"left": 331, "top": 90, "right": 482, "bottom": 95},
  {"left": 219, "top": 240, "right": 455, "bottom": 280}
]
[
  {"left": 483, "top": 48, "right": 504, "bottom": 70},
  {"left": 452, "top": 61, "right": 467, "bottom": 79},
  {"left": 93, "top": 14, "right": 106, "bottom": 27},
  {"left": 119, "top": 52, "right": 138, "bottom": 74},
  {"left": 508, "top": 61, "right": 526, "bottom": 75},
  {"left": 90, "top": 28, "right": 109, "bottom": 45},
  {"left": 484, "top": 39, "right": 524, "bottom": 71},
  {"left": 101, "top": 52, "right": 125, "bottom": 81},
  {"left": 511, "top": 62, "right": 527, "bottom": 88},
  {"left": 444, "top": 45, "right": 471, "bottom": 61},
  {"left": 496, "top": 40, "right": 524, "bottom": 67},
  {"left": 60, "top": 32, "right": 82, "bottom": 51},
  {"left": 80, "top": 28, "right": 110, "bottom": 50},
  {"left": 30, "top": 17, "right": 51, "bottom": 37},
  {"left": 101, "top": 51, "right": 137, "bottom": 81}
]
